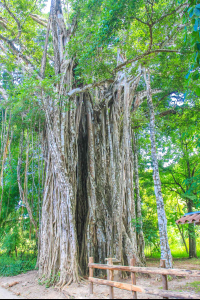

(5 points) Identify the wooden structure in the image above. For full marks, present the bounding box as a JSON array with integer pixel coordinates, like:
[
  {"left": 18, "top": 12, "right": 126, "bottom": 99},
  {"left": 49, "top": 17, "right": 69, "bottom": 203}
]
[
  {"left": 88, "top": 257, "right": 200, "bottom": 299},
  {"left": 106, "top": 258, "right": 121, "bottom": 282}
]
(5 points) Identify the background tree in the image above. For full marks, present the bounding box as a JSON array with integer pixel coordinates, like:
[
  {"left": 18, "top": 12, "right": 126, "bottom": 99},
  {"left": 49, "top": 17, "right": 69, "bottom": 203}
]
[{"left": 132, "top": 45, "right": 200, "bottom": 259}]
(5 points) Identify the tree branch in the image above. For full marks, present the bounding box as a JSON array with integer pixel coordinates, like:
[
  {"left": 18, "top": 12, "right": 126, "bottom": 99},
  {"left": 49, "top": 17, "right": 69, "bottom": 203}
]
[
  {"left": 192, "top": 163, "right": 198, "bottom": 178},
  {"left": 40, "top": 18, "right": 51, "bottom": 78},
  {"left": 1, "top": 0, "right": 22, "bottom": 39},
  {"left": 159, "top": 109, "right": 177, "bottom": 117},
  {"left": 0, "top": 41, "right": 7, "bottom": 54},
  {"left": 30, "top": 14, "right": 48, "bottom": 27},
  {"left": 115, "top": 49, "right": 179, "bottom": 72},
  {"left": 162, "top": 184, "right": 182, "bottom": 196},
  {"left": 148, "top": 24, "right": 153, "bottom": 51},
  {"left": 68, "top": 79, "right": 114, "bottom": 97},
  {"left": 152, "top": 2, "right": 188, "bottom": 25},
  {"left": 132, "top": 89, "right": 162, "bottom": 111},
  {"left": 155, "top": 92, "right": 178, "bottom": 108},
  {"left": 0, "top": 87, "right": 7, "bottom": 100},
  {"left": 133, "top": 17, "right": 149, "bottom": 26},
  {"left": 0, "top": 34, "right": 35, "bottom": 68},
  {"left": 169, "top": 170, "right": 186, "bottom": 194},
  {"left": 0, "top": 17, "right": 11, "bottom": 32}
]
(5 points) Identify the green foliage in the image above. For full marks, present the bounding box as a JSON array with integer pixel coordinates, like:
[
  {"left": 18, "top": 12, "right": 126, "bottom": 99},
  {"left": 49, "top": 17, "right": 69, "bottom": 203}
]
[
  {"left": 132, "top": 31, "right": 200, "bottom": 256},
  {"left": 0, "top": 84, "right": 43, "bottom": 271},
  {"left": 1, "top": 227, "right": 21, "bottom": 256},
  {"left": 184, "top": 0, "right": 200, "bottom": 84},
  {"left": 68, "top": 0, "right": 184, "bottom": 83},
  {"left": 0, "top": 254, "right": 37, "bottom": 277},
  {"left": 38, "top": 273, "right": 61, "bottom": 288},
  {"left": 138, "top": 94, "right": 200, "bottom": 256}
]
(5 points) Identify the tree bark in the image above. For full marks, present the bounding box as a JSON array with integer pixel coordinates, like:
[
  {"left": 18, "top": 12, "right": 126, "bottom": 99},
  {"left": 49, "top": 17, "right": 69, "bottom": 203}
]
[
  {"left": 132, "top": 130, "right": 146, "bottom": 265},
  {"left": 39, "top": 86, "right": 143, "bottom": 283},
  {"left": 143, "top": 68, "right": 172, "bottom": 268},
  {"left": 187, "top": 200, "right": 197, "bottom": 258}
]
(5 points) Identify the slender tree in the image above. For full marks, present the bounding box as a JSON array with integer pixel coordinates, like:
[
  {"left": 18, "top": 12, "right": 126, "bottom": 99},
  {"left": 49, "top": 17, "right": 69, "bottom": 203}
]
[
  {"left": 143, "top": 68, "right": 173, "bottom": 268},
  {"left": 132, "top": 130, "right": 146, "bottom": 265}
]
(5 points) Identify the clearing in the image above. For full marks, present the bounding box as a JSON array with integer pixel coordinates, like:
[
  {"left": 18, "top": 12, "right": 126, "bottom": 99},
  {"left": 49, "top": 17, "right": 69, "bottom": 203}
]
[{"left": 0, "top": 258, "right": 200, "bottom": 299}]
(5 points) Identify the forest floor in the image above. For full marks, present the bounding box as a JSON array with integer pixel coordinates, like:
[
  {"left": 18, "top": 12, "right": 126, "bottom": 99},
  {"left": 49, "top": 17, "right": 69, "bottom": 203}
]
[
  {"left": 0, "top": 258, "right": 200, "bottom": 299},
  {"left": 0, "top": 287, "right": 25, "bottom": 299}
]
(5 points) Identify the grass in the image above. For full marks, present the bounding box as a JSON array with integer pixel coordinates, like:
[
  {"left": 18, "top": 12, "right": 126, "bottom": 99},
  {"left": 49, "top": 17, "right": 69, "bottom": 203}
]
[
  {"left": 186, "top": 281, "right": 200, "bottom": 293},
  {"left": 145, "top": 247, "right": 200, "bottom": 259},
  {"left": 172, "top": 249, "right": 200, "bottom": 259},
  {"left": 0, "top": 254, "right": 37, "bottom": 277}
]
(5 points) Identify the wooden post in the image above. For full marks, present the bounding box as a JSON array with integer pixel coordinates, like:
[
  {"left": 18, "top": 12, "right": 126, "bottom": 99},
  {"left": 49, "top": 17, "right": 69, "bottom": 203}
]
[
  {"left": 131, "top": 257, "right": 137, "bottom": 299},
  {"left": 107, "top": 259, "right": 109, "bottom": 282},
  {"left": 108, "top": 258, "right": 114, "bottom": 299},
  {"left": 160, "top": 259, "right": 168, "bottom": 299},
  {"left": 89, "top": 257, "right": 94, "bottom": 295}
]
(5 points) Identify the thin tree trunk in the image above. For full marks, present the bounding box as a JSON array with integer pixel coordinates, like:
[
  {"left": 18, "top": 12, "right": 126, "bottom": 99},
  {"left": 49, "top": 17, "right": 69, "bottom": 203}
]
[
  {"left": 132, "top": 130, "right": 146, "bottom": 264},
  {"left": 17, "top": 132, "right": 38, "bottom": 238},
  {"left": 176, "top": 199, "right": 188, "bottom": 254},
  {"left": 184, "top": 144, "right": 197, "bottom": 259},
  {"left": 0, "top": 112, "right": 11, "bottom": 216},
  {"left": 176, "top": 224, "right": 188, "bottom": 254},
  {"left": 143, "top": 67, "right": 172, "bottom": 268},
  {"left": 187, "top": 200, "right": 197, "bottom": 258}
]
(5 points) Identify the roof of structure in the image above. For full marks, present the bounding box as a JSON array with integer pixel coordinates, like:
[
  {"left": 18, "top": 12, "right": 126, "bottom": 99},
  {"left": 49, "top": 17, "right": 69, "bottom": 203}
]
[{"left": 176, "top": 212, "right": 200, "bottom": 225}]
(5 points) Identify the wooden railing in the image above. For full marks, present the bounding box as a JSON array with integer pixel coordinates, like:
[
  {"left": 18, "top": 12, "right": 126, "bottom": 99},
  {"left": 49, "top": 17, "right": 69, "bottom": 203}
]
[{"left": 88, "top": 257, "right": 200, "bottom": 299}]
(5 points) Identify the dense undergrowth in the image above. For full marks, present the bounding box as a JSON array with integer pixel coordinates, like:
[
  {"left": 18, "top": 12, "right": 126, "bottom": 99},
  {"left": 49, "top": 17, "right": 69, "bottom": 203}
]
[{"left": 0, "top": 252, "right": 37, "bottom": 277}]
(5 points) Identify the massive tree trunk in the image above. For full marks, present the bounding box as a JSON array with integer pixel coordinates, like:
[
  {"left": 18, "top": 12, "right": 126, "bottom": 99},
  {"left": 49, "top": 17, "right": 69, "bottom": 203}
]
[
  {"left": 38, "top": 1, "right": 144, "bottom": 284},
  {"left": 143, "top": 68, "right": 173, "bottom": 268},
  {"left": 39, "top": 81, "right": 143, "bottom": 284},
  {"left": 39, "top": 1, "right": 144, "bottom": 286}
]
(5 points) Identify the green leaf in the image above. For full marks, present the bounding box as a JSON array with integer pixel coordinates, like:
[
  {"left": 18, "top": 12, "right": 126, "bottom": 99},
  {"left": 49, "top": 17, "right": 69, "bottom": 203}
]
[
  {"left": 194, "top": 7, "right": 200, "bottom": 16},
  {"left": 195, "top": 87, "right": 200, "bottom": 96},
  {"left": 197, "top": 42, "right": 200, "bottom": 50},
  {"left": 188, "top": 7, "right": 193, "bottom": 13},
  {"left": 192, "top": 72, "right": 200, "bottom": 80},
  {"left": 185, "top": 72, "right": 190, "bottom": 79},
  {"left": 194, "top": 18, "right": 198, "bottom": 31},
  {"left": 190, "top": 8, "right": 194, "bottom": 18}
]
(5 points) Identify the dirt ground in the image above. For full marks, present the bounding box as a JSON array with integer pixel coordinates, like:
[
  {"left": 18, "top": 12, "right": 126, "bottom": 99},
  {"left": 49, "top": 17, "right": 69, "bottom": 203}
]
[
  {"left": 0, "top": 287, "right": 25, "bottom": 299},
  {"left": 0, "top": 258, "right": 200, "bottom": 299}
]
